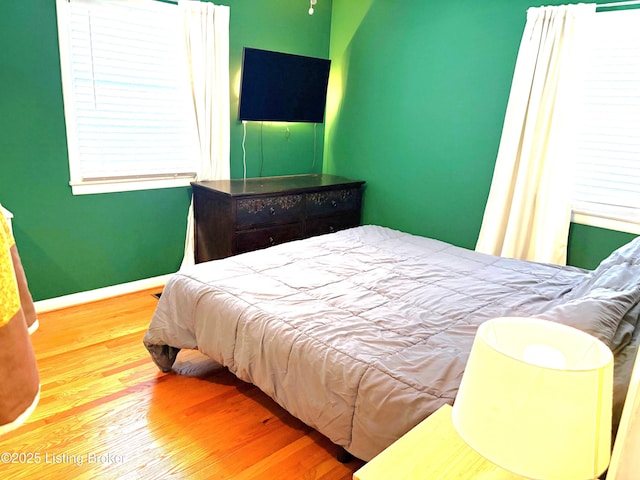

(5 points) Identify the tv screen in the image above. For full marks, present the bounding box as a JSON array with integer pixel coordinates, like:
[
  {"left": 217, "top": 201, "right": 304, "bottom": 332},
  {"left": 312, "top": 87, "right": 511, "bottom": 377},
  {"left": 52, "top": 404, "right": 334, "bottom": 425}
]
[{"left": 238, "top": 47, "right": 331, "bottom": 123}]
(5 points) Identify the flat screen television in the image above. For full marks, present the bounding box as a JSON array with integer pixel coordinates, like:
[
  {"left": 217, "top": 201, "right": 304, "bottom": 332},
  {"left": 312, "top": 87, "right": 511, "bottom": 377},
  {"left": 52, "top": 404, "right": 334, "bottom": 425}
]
[{"left": 238, "top": 47, "right": 331, "bottom": 123}]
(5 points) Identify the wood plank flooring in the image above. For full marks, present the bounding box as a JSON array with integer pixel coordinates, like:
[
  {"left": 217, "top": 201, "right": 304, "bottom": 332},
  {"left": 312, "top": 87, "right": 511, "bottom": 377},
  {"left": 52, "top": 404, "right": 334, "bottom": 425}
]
[{"left": 0, "top": 289, "right": 364, "bottom": 479}]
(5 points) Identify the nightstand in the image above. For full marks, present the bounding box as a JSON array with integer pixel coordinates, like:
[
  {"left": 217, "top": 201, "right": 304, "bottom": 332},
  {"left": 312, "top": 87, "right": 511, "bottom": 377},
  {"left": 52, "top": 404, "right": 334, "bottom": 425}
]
[{"left": 353, "top": 404, "right": 526, "bottom": 480}]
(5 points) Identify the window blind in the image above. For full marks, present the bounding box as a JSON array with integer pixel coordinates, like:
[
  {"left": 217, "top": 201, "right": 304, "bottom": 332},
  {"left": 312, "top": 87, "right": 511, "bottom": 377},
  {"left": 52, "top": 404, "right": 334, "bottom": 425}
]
[
  {"left": 58, "top": 0, "right": 197, "bottom": 188},
  {"left": 572, "top": 10, "right": 640, "bottom": 226}
]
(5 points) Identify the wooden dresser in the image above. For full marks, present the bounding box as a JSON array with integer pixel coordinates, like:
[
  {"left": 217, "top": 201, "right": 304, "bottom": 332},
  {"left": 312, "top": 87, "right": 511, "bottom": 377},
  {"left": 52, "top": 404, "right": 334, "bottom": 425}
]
[{"left": 191, "top": 174, "right": 365, "bottom": 263}]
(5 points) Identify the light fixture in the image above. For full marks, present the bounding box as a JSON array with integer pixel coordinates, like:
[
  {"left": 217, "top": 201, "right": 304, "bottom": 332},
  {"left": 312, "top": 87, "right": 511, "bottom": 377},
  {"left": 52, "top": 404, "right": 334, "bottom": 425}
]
[
  {"left": 452, "top": 317, "right": 613, "bottom": 480},
  {"left": 308, "top": 0, "right": 317, "bottom": 15}
]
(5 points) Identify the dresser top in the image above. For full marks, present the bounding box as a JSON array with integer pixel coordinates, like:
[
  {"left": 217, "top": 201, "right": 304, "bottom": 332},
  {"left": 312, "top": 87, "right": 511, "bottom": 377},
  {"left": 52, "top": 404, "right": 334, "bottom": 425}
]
[{"left": 192, "top": 174, "right": 365, "bottom": 197}]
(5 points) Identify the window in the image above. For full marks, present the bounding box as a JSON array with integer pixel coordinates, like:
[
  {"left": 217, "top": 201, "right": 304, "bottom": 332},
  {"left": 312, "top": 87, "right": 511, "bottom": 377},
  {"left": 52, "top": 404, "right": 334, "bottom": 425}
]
[
  {"left": 571, "top": 9, "right": 640, "bottom": 234},
  {"left": 56, "top": 0, "right": 198, "bottom": 195}
]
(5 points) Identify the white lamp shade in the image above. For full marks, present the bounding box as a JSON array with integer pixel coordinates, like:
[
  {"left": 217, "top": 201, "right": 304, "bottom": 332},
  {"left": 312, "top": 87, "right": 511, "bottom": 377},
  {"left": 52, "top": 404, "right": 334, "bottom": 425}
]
[{"left": 452, "top": 317, "right": 613, "bottom": 480}]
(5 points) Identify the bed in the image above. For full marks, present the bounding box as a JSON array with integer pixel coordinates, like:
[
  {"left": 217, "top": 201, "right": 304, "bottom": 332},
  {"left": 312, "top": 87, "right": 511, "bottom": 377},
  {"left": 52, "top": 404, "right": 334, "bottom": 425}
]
[{"left": 143, "top": 225, "right": 640, "bottom": 462}]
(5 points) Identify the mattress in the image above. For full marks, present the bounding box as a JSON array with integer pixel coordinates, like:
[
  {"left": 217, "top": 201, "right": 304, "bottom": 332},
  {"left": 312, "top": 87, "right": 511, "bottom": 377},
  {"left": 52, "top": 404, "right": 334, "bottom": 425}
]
[{"left": 144, "top": 225, "right": 640, "bottom": 461}]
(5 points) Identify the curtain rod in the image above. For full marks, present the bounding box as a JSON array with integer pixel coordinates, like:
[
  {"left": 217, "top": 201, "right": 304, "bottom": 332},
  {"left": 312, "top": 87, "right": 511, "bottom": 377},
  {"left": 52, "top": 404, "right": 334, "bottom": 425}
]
[{"left": 597, "top": 0, "right": 640, "bottom": 7}]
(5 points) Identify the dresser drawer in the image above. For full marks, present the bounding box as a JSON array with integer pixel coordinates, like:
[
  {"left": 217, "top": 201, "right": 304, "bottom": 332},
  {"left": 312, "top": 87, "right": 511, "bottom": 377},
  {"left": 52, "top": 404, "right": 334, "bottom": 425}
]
[
  {"left": 305, "top": 213, "right": 361, "bottom": 238},
  {"left": 236, "top": 194, "right": 304, "bottom": 228},
  {"left": 306, "top": 188, "right": 361, "bottom": 217},
  {"left": 235, "top": 224, "right": 304, "bottom": 254}
]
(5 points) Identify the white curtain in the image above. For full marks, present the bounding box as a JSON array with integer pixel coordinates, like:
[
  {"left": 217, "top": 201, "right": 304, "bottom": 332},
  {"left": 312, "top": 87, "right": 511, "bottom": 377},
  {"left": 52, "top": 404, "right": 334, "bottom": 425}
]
[
  {"left": 475, "top": 4, "right": 595, "bottom": 265},
  {"left": 179, "top": 1, "right": 230, "bottom": 269}
]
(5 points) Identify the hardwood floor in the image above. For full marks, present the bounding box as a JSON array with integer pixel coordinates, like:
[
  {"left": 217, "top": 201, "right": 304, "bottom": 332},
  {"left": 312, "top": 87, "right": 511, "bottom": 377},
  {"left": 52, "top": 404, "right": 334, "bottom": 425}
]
[{"left": 0, "top": 289, "right": 365, "bottom": 479}]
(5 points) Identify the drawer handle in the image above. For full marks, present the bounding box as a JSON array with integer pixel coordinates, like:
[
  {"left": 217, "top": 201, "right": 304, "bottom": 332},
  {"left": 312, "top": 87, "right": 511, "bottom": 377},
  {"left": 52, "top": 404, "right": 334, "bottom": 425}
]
[{"left": 269, "top": 207, "right": 276, "bottom": 216}]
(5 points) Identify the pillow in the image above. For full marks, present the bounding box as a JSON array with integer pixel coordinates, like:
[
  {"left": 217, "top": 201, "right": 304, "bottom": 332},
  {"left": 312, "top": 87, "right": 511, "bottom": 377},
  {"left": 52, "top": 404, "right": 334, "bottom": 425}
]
[
  {"left": 538, "top": 284, "right": 640, "bottom": 351},
  {"left": 540, "top": 237, "right": 640, "bottom": 351},
  {"left": 570, "top": 235, "right": 640, "bottom": 300},
  {"left": 610, "top": 301, "right": 640, "bottom": 355}
]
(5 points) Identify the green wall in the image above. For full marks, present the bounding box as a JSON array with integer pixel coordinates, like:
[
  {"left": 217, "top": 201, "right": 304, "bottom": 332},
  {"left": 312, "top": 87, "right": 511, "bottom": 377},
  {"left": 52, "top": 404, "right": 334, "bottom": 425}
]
[
  {"left": 3, "top": 0, "right": 635, "bottom": 302},
  {"left": 568, "top": 223, "right": 637, "bottom": 270},
  {"left": 325, "top": 0, "right": 637, "bottom": 264},
  {"left": 228, "top": 0, "right": 332, "bottom": 178},
  {"left": 1, "top": 0, "right": 331, "bottom": 301}
]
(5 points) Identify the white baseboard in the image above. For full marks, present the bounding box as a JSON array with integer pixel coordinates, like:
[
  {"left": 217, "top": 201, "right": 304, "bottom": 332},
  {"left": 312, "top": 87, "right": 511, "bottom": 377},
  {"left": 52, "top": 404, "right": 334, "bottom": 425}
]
[{"left": 34, "top": 274, "right": 171, "bottom": 314}]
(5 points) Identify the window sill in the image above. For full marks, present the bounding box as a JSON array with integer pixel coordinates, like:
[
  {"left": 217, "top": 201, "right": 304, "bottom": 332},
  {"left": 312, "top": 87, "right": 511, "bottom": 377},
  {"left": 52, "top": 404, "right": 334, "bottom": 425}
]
[
  {"left": 571, "top": 211, "right": 640, "bottom": 235},
  {"left": 70, "top": 177, "right": 195, "bottom": 195}
]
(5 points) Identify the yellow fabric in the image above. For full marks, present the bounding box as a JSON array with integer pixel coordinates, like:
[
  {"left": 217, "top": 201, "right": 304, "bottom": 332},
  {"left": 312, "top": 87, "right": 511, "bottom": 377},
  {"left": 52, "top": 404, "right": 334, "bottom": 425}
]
[{"left": 0, "top": 215, "right": 20, "bottom": 328}]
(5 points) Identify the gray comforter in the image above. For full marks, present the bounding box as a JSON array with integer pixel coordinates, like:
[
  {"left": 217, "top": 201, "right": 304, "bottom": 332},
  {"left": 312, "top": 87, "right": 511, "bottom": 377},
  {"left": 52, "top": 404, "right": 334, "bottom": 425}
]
[{"left": 144, "top": 225, "right": 640, "bottom": 461}]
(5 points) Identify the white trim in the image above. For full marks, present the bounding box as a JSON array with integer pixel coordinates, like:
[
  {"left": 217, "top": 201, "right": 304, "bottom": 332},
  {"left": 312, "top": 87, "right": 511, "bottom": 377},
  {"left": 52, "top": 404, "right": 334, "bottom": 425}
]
[
  {"left": 0, "top": 386, "right": 40, "bottom": 437},
  {"left": 35, "top": 274, "right": 170, "bottom": 313},
  {"left": 572, "top": 211, "right": 640, "bottom": 235},
  {"left": 597, "top": 0, "right": 640, "bottom": 8},
  {"left": 28, "top": 319, "right": 39, "bottom": 335},
  {"left": 70, "top": 177, "right": 194, "bottom": 195}
]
